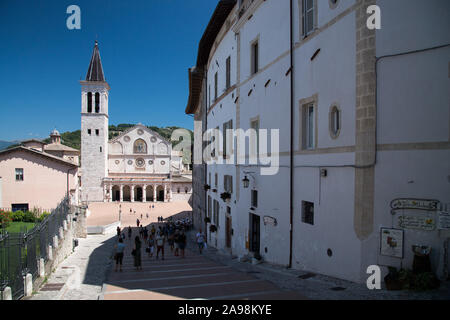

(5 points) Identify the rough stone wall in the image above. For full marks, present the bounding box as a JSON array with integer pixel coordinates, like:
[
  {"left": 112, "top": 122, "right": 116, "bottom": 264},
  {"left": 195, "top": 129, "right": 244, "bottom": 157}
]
[
  {"left": 354, "top": 0, "right": 377, "bottom": 240},
  {"left": 81, "top": 114, "right": 108, "bottom": 202}
]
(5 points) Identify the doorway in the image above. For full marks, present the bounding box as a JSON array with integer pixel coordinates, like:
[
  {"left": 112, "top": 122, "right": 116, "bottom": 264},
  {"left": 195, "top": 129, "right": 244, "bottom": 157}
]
[
  {"left": 226, "top": 214, "right": 232, "bottom": 249},
  {"left": 249, "top": 213, "right": 260, "bottom": 254},
  {"left": 136, "top": 187, "right": 143, "bottom": 202}
]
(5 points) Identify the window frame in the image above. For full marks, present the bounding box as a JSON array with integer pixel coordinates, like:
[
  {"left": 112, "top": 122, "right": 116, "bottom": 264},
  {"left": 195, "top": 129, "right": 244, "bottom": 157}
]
[
  {"left": 251, "top": 189, "right": 258, "bottom": 208},
  {"left": 250, "top": 117, "right": 260, "bottom": 157},
  {"left": 15, "top": 168, "right": 24, "bottom": 181},
  {"left": 329, "top": 104, "right": 342, "bottom": 139},
  {"left": 226, "top": 56, "right": 231, "bottom": 90},
  {"left": 302, "top": 201, "right": 314, "bottom": 225},
  {"left": 251, "top": 38, "right": 259, "bottom": 75},
  {"left": 301, "top": 0, "right": 317, "bottom": 38},
  {"left": 299, "top": 95, "right": 318, "bottom": 151}
]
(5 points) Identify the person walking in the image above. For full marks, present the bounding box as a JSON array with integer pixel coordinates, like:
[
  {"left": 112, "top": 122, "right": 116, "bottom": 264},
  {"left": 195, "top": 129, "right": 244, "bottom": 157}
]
[
  {"left": 143, "top": 226, "right": 149, "bottom": 241},
  {"left": 147, "top": 234, "right": 155, "bottom": 258},
  {"left": 133, "top": 236, "right": 142, "bottom": 271},
  {"left": 196, "top": 229, "right": 206, "bottom": 254},
  {"left": 116, "top": 226, "right": 121, "bottom": 237},
  {"left": 155, "top": 232, "right": 165, "bottom": 260},
  {"left": 136, "top": 218, "right": 140, "bottom": 228},
  {"left": 151, "top": 225, "right": 156, "bottom": 237},
  {"left": 178, "top": 229, "right": 187, "bottom": 259},
  {"left": 114, "top": 238, "right": 126, "bottom": 272},
  {"left": 168, "top": 226, "right": 175, "bottom": 252},
  {"left": 173, "top": 229, "right": 180, "bottom": 257}
]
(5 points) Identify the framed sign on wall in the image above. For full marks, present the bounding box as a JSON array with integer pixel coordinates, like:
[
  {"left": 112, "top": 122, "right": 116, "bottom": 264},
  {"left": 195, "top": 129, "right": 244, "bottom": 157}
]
[{"left": 380, "top": 227, "right": 404, "bottom": 259}]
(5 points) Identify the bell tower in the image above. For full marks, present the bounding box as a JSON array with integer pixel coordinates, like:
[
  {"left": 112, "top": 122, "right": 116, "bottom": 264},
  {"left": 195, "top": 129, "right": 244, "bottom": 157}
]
[{"left": 80, "top": 41, "right": 110, "bottom": 203}]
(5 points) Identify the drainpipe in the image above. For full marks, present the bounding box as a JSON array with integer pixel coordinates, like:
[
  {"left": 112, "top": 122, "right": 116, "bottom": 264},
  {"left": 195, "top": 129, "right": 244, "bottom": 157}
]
[
  {"left": 204, "top": 68, "right": 208, "bottom": 241},
  {"left": 288, "top": 0, "right": 294, "bottom": 269}
]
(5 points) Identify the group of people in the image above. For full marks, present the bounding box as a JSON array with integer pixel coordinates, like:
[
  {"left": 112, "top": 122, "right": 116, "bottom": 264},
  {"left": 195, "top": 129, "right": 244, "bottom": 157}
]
[{"left": 113, "top": 217, "right": 203, "bottom": 272}]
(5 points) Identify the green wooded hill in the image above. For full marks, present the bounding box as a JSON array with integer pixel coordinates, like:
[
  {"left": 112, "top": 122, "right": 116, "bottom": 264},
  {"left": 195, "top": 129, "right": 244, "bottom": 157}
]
[{"left": 31, "top": 124, "right": 192, "bottom": 164}]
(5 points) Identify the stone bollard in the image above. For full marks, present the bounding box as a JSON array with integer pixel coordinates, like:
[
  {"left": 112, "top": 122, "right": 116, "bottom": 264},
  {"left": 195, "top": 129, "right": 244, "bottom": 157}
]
[
  {"left": 2, "top": 286, "right": 12, "bottom": 300},
  {"left": 59, "top": 227, "right": 64, "bottom": 240},
  {"left": 39, "top": 258, "right": 45, "bottom": 277},
  {"left": 24, "top": 273, "right": 33, "bottom": 297},
  {"left": 48, "top": 245, "right": 53, "bottom": 261},
  {"left": 53, "top": 235, "right": 58, "bottom": 248},
  {"left": 63, "top": 220, "right": 68, "bottom": 231}
]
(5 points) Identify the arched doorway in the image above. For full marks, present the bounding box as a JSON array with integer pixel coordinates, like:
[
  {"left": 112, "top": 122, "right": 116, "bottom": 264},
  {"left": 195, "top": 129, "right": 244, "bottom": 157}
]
[
  {"left": 146, "top": 186, "right": 154, "bottom": 202},
  {"left": 135, "top": 186, "right": 143, "bottom": 202},
  {"left": 112, "top": 186, "right": 120, "bottom": 201},
  {"left": 123, "top": 186, "right": 131, "bottom": 202},
  {"left": 156, "top": 185, "right": 164, "bottom": 202}
]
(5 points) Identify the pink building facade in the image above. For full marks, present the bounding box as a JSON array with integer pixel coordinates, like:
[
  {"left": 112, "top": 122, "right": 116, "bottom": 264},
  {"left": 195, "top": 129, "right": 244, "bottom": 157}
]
[{"left": 0, "top": 146, "right": 79, "bottom": 212}]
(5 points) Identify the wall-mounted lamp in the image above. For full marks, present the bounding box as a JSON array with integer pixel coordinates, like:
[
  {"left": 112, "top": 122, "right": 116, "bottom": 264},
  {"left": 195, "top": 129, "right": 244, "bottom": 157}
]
[
  {"left": 242, "top": 171, "right": 256, "bottom": 189},
  {"left": 242, "top": 176, "right": 250, "bottom": 188}
]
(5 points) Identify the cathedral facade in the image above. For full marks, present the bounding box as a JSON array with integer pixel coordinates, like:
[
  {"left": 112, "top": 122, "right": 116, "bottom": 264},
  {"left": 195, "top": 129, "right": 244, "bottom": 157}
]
[{"left": 80, "top": 42, "right": 191, "bottom": 204}]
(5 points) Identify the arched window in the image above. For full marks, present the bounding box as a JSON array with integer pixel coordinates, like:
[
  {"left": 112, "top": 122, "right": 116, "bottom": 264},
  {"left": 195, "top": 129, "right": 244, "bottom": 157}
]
[
  {"left": 133, "top": 139, "right": 147, "bottom": 154},
  {"left": 95, "top": 92, "right": 100, "bottom": 113},
  {"left": 87, "top": 92, "right": 92, "bottom": 113}
]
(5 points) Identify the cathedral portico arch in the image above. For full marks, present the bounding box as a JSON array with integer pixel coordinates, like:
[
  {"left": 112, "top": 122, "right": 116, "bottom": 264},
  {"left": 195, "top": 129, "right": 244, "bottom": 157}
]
[{"left": 112, "top": 185, "right": 121, "bottom": 202}]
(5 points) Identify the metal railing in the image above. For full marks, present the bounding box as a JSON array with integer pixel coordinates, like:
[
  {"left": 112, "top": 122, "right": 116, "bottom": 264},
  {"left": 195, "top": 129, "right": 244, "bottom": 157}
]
[{"left": 0, "top": 196, "right": 72, "bottom": 300}]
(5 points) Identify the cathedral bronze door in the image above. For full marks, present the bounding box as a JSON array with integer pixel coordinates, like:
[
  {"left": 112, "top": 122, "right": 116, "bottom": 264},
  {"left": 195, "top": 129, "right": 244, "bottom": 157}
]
[
  {"left": 158, "top": 190, "right": 164, "bottom": 202},
  {"left": 136, "top": 187, "right": 143, "bottom": 202}
]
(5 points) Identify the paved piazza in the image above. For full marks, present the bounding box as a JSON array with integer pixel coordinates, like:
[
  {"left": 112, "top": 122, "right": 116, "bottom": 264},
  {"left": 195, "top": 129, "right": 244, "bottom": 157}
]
[{"left": 87, "top": 201, "right": 193, "bottom": 227}]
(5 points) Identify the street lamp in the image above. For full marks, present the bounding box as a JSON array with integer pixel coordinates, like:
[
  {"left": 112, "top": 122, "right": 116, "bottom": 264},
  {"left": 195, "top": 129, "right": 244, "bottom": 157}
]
[
  {"left": 242, "top": 171, "right": 256, "bottom": 189},
  {"left": 242, "top": 176, "right": 250, "bottom": 189}
]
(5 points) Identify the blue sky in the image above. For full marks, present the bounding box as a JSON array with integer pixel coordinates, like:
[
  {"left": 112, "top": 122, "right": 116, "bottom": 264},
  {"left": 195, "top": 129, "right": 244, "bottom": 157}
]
[{"left": 0, "top": 0, "right": 218, "bottom": 141}]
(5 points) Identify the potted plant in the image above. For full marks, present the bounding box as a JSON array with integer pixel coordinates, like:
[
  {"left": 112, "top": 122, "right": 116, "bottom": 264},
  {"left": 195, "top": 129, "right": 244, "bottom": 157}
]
[
  {"left": 204, "top": 184, "right": 211, "bottom": 191},
  {"left": 220, "top": 192, "right": 231, "bottom": 202},
  {"left": 209, "top": 224, "right": 217, "bottom": 233},
  {"left": 212, "top": 188, "right": 217, "bottom": 193}
]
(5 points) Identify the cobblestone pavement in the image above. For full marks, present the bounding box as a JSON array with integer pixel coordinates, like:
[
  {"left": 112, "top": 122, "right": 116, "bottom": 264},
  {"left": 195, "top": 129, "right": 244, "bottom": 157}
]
[
  {"left": 187, "top": 232, "right": 450, "bottom": 300},
  {"left": 30, "top": 233, "right": 116, "bottom": 300}
]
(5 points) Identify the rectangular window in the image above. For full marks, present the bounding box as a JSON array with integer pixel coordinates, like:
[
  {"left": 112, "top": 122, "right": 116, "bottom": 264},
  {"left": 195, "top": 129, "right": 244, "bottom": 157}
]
[
  {"left": 214, "top": 72, "right": 218, "bottom": 101},
  {"left": 15, "top": 168, "right": 24, "bottom": 181},
  {"left": 302, "top": 103, "right": 315, "bottom": 149},
  {"left": 223, "top": 119, "right": 233, "bottom": 159},
  {"left": 100, "top": 147, "right": 102, "bottom": 153},
  {"left": 215, "top": 173, "right": 218, "bottom": 187},
  {"left": 95, "top": 129, "right": 99, "bottom": 136},
  {"left": 12, "top": 203, "right": 29, "bottom": 212},
  {"left": 251, "top": 190, "right": 258, "bottom": 208},
  {"left": 251, "top": 40, "right": 259, "bottom": 75},
  {"left": 224, "top": 175, "right": 233, "bottom": 193},
  {"left": 302, "top": 201, "right": 314, "bottom": 225},
  {"left": 226, "top": 56, "right": 231, "bottom": 89},
  {"left": 208, "top": 196, "right": 212, "bottom": 218},
  {"left": 250, "top": 118, "right": 260, "bottom": 157},
  {"left": 209, "top": 172, "right": 211, "bottom": 186},
  {"left": 88, "top": 129, "right": 91, "bottom": 135},
  {"left": 302, "top": 0, "right": 315, "bottom": 37},
  {"left": 213, "top": 199, "right": 220, "bottom": 227}
]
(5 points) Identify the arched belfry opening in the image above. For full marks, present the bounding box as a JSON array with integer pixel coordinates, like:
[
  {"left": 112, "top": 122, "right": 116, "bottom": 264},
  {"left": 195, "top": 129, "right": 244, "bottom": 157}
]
[
  {"left": 95, "top": 92, "right": 100, "bottom": 113},
  {"left": 87, "top": 92, "right": 92, "bottom": 113}
]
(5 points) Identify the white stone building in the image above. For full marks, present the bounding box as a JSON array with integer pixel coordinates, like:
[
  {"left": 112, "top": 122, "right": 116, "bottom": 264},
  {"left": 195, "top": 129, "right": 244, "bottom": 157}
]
[
  {"left": 186, "top": 0, "right": 450, "bottom": 283},
  {"left": 80, "top": 42, "right": 191, "bottom": 204}
]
